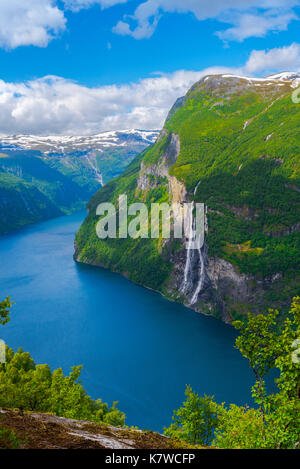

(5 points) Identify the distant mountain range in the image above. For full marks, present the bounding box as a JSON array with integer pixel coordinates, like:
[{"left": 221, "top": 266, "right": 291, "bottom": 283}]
[
  {"left": 0, "top": 129, "right": 159, "bottom": 155},
  {"left": 0, "top": 129, "right": 159, "bottom": 234}
]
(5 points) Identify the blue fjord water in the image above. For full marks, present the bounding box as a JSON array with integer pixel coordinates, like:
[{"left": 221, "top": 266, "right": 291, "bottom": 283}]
[{"left": 0, "top": 211, "right": 255, "bottom": 431}]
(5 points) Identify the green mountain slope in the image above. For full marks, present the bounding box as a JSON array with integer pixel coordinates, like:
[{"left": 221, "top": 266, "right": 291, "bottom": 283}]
[
  {"left": 0, "top": 172, "right": 62, "bottom": 233},
  {"left": 75, "top": 74, "right": 300, "bottom": 322},
  {"left": 0, "top": 130, "right": 158, "bottom": 234},
  {"left": 0, "top": 151, "right": 101, "bottom": 234}
]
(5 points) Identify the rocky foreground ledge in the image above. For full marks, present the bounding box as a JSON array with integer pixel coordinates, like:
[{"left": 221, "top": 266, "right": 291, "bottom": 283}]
[{"left": 0, "top": 408, "right": 201, "bottom": 450}]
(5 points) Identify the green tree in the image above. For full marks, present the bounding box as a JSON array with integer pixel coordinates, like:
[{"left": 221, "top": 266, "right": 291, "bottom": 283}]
[
  {"left": 0, "top": 297, "right": 12, "bottom": 326},
  {"left": 0, "top": 427, "right": 22, "bottom": 449},
  {"left": 164, "top": 386, "right": 218, "bottom": 446},
  {"left": 213, "top": 405, "right": 266, "bottom": 449},
  {"left": 231, "top": 297, "right": 300, "bottom": 448},
  {"left": 0, "top": 347, "right": 125, "bottom": 427},
  {"left": 233, "top": 309, "right": 279, "bottom": 419},
  {"left": 0, "top": 298, "right": 125, "bottom": 427},
  {"left": 166, "top": 298, "right": 300, "bottom": 449},
  {"left": 217, "top": 297, "right": 300, "bottom": 448}
]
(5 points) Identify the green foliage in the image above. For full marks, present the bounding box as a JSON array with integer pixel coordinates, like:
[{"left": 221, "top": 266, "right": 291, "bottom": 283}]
[
  {"left": 217, "top": 297, "right": 300, "bottom": 448},
  {"left": 164, "top": 82, "right": 300, "bottom": 284},
  {"left": 75, "top": 150, "right": 172, "bottom": 291},
  {"left": 0, "top": 149, "right": 103, "bottom": 234},
  {"left": 96, "top": 148, "right": 142, "bottom": 183},
  {"left": 233, "top": 309, "right": 279, "bottom": 414},
  {"left": 75, "top": 77, "right": 299, "bottom": 316},
  {"left": 164, "top": 386, "right": 218, "bottom": 446},
  {"left": 0, "top": 347, "right": 125, "bottom": 427},
  {"left": 166, "top": 298, "right": 300, "bottom": 449},
  {"left": 143, "top": 135, "right": 171, "bottom": 166},
  {"left": 0, "top": 425, "right": 22, "bottom": 449},
  {"left": 0, "top": 297, "right": 12, "bottom": 326},
  {"left": 213, "top": 404, "right": 266, "bottom": 449}
]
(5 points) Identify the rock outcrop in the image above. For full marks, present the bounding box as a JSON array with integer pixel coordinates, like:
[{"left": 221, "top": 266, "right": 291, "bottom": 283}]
[{"left": 0, "top": 408, "right": 198, "bottom": 449}]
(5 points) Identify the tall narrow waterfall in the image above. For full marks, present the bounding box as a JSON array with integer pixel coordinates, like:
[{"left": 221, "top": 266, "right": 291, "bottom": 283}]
[
  {"left": 181, "top": 202, "right": 195, "bottom": 294},
  {"left": 190, "top": 243, "right": 205, "bottom": 305},
  {"left": 181, "top": 202, "right": 205, "bottom": 305}
]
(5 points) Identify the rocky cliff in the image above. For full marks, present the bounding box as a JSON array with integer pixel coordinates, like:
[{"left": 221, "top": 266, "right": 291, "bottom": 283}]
[
  {"left": 0, "top": 408, "right": 196, "bottom": 449},
  {"left": 75, "top": 73, "right": 300, "bottom": 322}
]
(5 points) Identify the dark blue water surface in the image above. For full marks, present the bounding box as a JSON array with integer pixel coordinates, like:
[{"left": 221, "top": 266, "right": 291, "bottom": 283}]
[{"left": 0, "top": 211, "right": 255, "bottom": 431}]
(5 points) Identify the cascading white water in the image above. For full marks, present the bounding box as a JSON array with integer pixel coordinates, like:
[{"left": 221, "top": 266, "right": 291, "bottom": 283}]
[
  {"left": 181, "top": 202, "right": 195, "bottom": 294},
  {"left": 190, "top": 243, "right": 205, "bottom": 305},
  {"left": 181, "top": 202, "right": 205, "bottom": 304}
]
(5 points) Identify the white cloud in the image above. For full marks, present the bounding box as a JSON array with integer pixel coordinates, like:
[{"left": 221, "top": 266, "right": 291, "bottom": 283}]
[
  {"left": 0, "top": 0, "right": 66, "bottom": 49},
  {"left": 1, "top": 42, "right": 299, "bottom": 136},
  {"left": 217, "top": 11, "right": 297, "bottom": 42},
  {"left": 245, "top": 43, "right": 300, "bottom": 73},
  {"left": 0, "top": 67, "right": 237, "bottom": 136},
  {"left": 111, "top": 0, "right": 300, "bottom": 40},
  {"left": 1, "top": 0, "right": 299, "bottom": 49},
  {"left": 113, "top": 17, "right": 160, "bottom": 39},
  {"left": 0, "top": 0, "right": 127, "bottom": 49}
]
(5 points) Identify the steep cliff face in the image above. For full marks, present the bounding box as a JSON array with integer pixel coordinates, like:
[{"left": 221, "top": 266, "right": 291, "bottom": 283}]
[
  {"left": 136, "top": 133, "right": 187, "bottom": 203},
  {"left": 75, "top": 73, "right": 300, "bottom": 322}
]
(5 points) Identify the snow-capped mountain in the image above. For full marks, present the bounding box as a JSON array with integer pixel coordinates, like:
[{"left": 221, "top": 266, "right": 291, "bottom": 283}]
[
  {"left": 217, "top": 71, "right": 300, "bottom": 88},
  {"left": 0, "top": 129, "right": 159, "bottom": 234},
  {"left": 0, "top": 129, "right": 159, "bottom": 154},
  {"left": 266, "top": 71, "right": 300, "bottom": 82}
]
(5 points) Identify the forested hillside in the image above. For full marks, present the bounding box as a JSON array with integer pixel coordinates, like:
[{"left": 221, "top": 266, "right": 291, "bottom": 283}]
[
  {"left": 0, "top": 150, "right": 100, "bottom": 234},
  {"left": 75, "top": 73, "right": 300, "bottom": 321},
  {"left": 0, "top": 130, "right": 158, "bottom": 234}
]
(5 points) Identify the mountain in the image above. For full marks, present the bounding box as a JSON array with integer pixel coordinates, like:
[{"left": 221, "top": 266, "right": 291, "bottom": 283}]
[
  {"left": 0, "top": 130, "right": 158, "bottom": 234},
  {"left": 0, "top": 408, "right": 198, "bottom": 449},
  {"left": 0, "top": 130, "right": 159, "bottom": 184},
  {"left": 74, "top": 73, "right": 300, "bottom": 322}
]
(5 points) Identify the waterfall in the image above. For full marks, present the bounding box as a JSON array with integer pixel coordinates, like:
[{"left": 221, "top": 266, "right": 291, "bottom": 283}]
[
  {"left": 85, "top": 151, "right": 103, "bottom": 186},
  {"left": 181, "top": 202, "right": 205, "bottom": 304},
  {"left": 194, "top": 180, "right": 201, "bottom": 196},
  {"left": 190, "top": 243, "right": 205, "bottom": 305}
]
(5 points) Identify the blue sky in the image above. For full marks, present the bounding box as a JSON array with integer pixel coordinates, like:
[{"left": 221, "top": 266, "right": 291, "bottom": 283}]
[{"left": 0, "top": 0, "right": 300, "bottom": 135}]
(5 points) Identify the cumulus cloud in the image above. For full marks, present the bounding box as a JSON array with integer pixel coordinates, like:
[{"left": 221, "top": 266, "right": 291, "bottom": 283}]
[
  {"left": 1, "top": 0, "right": 299, "bottom": 48},
  {"left": 111, "top": 0, "right": 300, "bottom": 41},
  {"left": 62, "top": 0, "right": 127, "bottom": 12},
  {"left": 0, "top": 0, "right": 66, "bottom": 49},
  {"left": 1, "top": 41, "right": 299, "bottom": 136},
  {"left": 113, "top": 16, "right": 160, "bottom": 39},
  {"left": 0, "top": 67, "right": 237, "bottom": 136},
  {"left": 0, "top": 0, "right": 126, "bottom": 49},
  {"left": 245, "top": 43, "right": 300, "bottom": 73},
  {"left": 217, "top": 11, "right": 297, "bottom": 42}
]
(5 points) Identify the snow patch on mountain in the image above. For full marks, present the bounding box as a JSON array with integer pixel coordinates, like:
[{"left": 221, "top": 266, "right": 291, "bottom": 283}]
[
  {"left": 218, "top": 72, "right": 300, "bottom": 89},
  {"left": 0, "top": 129, "right": 160, "bottom": 155}
]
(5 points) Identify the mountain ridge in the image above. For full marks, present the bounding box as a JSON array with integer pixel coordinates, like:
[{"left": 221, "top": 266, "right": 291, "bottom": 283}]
[
  {"left": 0, "top": 129, "right": 159, "bottom": 154},
  {"left": 0, "top": 130, "right": 158, "bottom": 234},
  {"left": 75, "top": 72, "right": 300, "bottom": 322}
]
